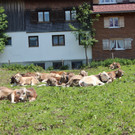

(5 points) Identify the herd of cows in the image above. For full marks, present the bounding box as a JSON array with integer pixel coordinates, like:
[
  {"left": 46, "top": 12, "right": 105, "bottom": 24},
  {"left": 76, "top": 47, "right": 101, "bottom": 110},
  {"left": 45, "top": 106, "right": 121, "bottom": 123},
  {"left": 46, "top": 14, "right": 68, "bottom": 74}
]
[{"left": 0, "top": 62, "right": 123, "bottom": 103}]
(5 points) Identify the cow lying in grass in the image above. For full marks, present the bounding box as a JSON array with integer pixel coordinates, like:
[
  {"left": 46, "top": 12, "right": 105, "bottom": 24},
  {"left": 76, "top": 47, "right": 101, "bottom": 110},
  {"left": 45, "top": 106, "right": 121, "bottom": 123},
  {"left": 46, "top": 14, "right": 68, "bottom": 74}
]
[
  {"left": 10, "top": 69, "right": 124, "bottom": 87},
  {"left": 107, "top": 69, "right": 124, "bottom": 82},
  {"left": 66, "top": 70, "right": 88, "bottom": 87},
  {"left": 109, "top": 62, "right": 121, "bottom": 69},
  {"left": 79, "top": 71, "right": 111, "bottom": 87},
  {"left": 11, "top": 72, "right": 39, "bottom": 86},
  {"left": 0, "top": 87, "right": 37, "bottom": 103},
  {"left": 35, "top": 72, "right": 62, "bottom": 83},
  {"left": 79, "top": 69, "right": 124, "bottom": 87},
  {"left": 13, "top": 73, "right": 39, "bottom": 86}
]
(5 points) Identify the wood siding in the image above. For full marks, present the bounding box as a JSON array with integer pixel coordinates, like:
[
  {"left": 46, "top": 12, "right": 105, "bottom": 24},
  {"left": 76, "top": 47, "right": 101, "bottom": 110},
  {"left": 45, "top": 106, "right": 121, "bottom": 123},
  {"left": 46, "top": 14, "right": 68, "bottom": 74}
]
[
  {"left": 26, "top": 10, "right": 80, "bottom": 33},
  {"left": 0, "top": 0, "right": 25, "bottom": 32},
  {"left": 0, "top": 0, "right": 92, "bottom": 32},
  {"left": 25, "top": 0, "right": 92, "bottom": 10}
]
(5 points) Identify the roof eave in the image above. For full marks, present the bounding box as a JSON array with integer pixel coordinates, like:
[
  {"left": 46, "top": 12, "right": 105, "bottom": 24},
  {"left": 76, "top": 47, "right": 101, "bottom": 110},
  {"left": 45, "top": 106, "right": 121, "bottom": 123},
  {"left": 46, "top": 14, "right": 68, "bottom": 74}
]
[{"left": 93, "top": 10, "right": 135, "bottom": 14}]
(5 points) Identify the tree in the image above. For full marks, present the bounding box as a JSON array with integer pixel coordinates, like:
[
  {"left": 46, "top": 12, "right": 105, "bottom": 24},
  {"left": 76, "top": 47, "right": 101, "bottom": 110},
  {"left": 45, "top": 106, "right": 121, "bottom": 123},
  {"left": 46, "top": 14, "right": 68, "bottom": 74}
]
[
  {"left": 69, "top": 3, "right": 100, "bottom": 66},
  {"left": 0, "top": 6, "right": 8, "bottom": 53}
]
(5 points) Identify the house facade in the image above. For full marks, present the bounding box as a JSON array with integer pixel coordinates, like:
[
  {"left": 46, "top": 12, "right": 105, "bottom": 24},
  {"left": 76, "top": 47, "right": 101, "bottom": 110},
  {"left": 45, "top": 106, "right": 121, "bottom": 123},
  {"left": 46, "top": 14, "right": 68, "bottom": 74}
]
[
  {"left": 92, "top": 0, "right": 135, "bottom": 60},
  {"left": 0, "top": 0, "right": 92, "bottom": 69}
]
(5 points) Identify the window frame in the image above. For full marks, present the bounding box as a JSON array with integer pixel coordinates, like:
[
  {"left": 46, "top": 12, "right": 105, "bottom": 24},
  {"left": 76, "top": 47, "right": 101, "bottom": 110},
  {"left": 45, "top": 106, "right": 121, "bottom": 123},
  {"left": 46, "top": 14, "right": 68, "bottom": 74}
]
[
  {"left": 5, "top": 37, "right": 12, "bottom": 46},
  {"left": 38, "top": 10, "right": 50, "bottom": 23},
  {"left": 109, "top": 17, "right": 119, "bottom": 28},
  {"left": 28, "top": 36, "right": 39, "bottom": 48},
  {"left": 99, "top": 0, "right": 116, "bottom": 4},
  {"left": 65, "top": 9, "right": 76, "bottom": 21},
  {"left": 79, "top": 34, "right": 87, "bottom": 45},
  {"left": 53, "top": 62, "right": 62, "bottom": 69},
  {"left": 52, "top": 35, "right": 65, "bottom": 46},
  {"left": 72, "top": 61, "right": 82, "bottom": 69},
  {"left": 110, "top": 39, "right": 125, "bottom": 50},
  {"left": 34, "top": 63, "right": 45, "bottom": 69}
]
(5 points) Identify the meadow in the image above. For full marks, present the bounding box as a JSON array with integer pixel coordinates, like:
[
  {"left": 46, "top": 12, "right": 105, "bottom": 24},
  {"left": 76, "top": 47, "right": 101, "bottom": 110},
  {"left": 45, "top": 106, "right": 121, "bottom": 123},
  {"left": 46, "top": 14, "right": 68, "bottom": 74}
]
[{"left": 0, "top": 64, "right": 135, "bottom": 135}]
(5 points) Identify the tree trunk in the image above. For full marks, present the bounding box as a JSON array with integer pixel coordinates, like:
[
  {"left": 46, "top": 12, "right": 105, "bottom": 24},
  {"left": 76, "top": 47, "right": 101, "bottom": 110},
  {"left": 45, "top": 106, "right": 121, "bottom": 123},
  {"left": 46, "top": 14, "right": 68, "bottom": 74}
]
[{"left": 85, "top": 47, "right": 89, "bottom": 66}]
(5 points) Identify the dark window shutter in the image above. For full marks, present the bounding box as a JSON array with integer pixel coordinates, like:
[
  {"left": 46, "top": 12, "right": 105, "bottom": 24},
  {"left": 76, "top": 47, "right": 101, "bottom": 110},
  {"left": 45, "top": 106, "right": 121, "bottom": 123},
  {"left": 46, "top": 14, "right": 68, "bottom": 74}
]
[
  {"left": 30, "top": 11, "right": 38, "bottom": 24},
  {"left": 51, "top": 10, "right": 64, "bottom": 22}
]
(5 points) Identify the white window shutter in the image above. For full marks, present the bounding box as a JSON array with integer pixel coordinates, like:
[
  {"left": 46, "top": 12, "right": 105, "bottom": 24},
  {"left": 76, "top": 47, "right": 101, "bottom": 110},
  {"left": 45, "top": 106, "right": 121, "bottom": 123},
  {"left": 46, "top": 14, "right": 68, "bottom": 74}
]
[
  {"left": 103, "top": 39, "right": 110, "bottom": 50},
  {"left": 119, "top": 16, "right": 124, "bottom": 27},
  {"left": 124, "top": 38, "right": 133, "bottom": 49},
  {"left": 104, "top": 17, "right": 110, "bottom": 28}
]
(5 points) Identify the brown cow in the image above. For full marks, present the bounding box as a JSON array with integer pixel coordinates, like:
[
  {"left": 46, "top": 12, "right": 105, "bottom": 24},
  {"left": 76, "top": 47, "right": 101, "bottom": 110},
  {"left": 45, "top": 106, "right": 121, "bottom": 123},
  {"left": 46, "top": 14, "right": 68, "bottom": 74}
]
[
  {"left": 109, "top": 62, "right": 121, "bottom": 69},
  {"left": 0, "top": 87, "right": 37, "bottom": 103},
  {"left": 107, "top": 69, "right": 124, "bottom": 82},
  {"left": 66, "top": 70, "right": 88, "bottom": 87}
]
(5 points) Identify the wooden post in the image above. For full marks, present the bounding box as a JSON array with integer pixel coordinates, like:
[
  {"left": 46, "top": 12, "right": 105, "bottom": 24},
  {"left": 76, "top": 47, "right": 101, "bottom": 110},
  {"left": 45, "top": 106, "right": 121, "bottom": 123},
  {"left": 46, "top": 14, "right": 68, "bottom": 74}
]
[
  {"left": 112, "top": 52, "right": 114, "bottom": 59},
  {"left": 8, "top": 60, "right": 10, "bottom": 65}
]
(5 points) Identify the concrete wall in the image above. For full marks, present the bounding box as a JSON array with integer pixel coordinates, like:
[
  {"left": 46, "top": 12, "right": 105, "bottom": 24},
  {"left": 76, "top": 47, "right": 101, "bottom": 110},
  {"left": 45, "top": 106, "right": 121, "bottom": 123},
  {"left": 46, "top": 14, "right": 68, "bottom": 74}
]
[{"left": 0, "top": 31, "right": 92, "bottom": 69}]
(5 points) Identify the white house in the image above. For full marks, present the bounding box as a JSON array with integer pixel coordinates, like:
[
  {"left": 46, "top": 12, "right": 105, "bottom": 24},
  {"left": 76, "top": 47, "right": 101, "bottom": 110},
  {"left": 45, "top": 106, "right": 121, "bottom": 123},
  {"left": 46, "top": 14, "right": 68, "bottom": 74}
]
[{"left": 0, "top": 0, "right": 92, "bottom": 69}]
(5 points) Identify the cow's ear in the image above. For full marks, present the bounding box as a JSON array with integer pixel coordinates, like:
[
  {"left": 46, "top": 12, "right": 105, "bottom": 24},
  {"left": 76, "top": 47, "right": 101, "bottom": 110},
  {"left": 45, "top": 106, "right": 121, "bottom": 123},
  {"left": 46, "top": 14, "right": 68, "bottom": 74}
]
[{"left": 26, "top": 90, "right": 32, "bottom": 96}]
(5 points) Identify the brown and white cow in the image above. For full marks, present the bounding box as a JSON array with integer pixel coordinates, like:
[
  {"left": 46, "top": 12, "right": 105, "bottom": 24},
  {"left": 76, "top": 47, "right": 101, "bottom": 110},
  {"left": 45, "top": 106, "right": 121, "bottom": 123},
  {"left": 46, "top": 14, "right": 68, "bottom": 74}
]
[
  {"left": 79, "top": 71, "right": 111, "bottom": 87},
  {"left": 0, "top": 87, "right": 37, "bottom": 103},
  {"left": 109, "top": 62, "right": 121, "bottom": 69}
]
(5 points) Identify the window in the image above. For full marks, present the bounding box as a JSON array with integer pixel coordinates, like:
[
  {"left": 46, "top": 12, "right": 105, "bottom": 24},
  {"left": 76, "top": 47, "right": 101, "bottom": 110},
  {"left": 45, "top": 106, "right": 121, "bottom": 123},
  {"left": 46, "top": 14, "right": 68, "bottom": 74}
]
[
  {"left": 34, "top": 63, "right": 45, "bottom": 69},
  {"left": 28, "top": 36, "right": 39, "bottom": 47},
  {"left": 100, "top": 0, "right": 116, "bottom": 4},
  {"left": 110, "top": 40, "right": 124, "bottom": 50},
  {"left": 109, "top": 17, "right": 118, "bottom": 28},
  {"left": 103, "top": 38, "right": 133, "bottom": 50},
  {"left": 38, "top": 11, "right": 50, "bottom": 22},
  {"left": 6, "top": 37, "right": 12, "bottom": 46},
  {"left": 52, "top": 35, "right": 65, "bottom": 46},
  {"left": 53, "top": 62, "right": 62, "bottom": 69},
  {"left": 72, "top": 61, "right": 82, "bottom": 69},
  {"left": 79, "top": 33, "right": 87, "bottom": 45},
  {"left": 104, "top": 16, "right": 124, "bottom": 28},
  {"left": 65, "top": 10, "right": 76, "bottom": 21}
]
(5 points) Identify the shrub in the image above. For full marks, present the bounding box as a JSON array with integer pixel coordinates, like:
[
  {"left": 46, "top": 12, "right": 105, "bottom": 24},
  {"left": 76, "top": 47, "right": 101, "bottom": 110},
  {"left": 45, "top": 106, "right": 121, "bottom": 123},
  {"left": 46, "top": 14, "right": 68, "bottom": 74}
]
[
  {"left": 47, "top": 66, "right": 54, "bottom": 71},
  {"left": 60, "top": 65, "right": 69, "bottom": 70},
  {"left": 90, "top": 58, "right": 135, "bottom": 68},
  {"left": 1, "top": 64, "right": 44, "bottom": 72}
]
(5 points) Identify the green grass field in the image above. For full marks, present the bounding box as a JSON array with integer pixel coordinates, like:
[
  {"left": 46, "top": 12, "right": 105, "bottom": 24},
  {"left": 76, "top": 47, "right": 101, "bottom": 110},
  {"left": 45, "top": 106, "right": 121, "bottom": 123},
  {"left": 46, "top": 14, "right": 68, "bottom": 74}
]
[{"left": 0, "top": 65, "right": 135, "bottom": 135}]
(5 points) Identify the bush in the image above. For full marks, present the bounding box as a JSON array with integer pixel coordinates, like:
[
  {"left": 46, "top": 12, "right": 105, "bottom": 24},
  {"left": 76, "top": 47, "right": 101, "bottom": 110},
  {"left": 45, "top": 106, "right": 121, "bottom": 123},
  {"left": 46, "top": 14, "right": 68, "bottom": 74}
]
[
  {"left": 47, "top": 66, "right": 54, "bottom": 71},
  {"left": 60, "top": 65, "right": 69, "bottom": 70},
  {"left": 90, "top": 58, "right": 135, "bottom": 68},
  {"left": 1, "top": 64, "right": 44, "bottom": 72}
]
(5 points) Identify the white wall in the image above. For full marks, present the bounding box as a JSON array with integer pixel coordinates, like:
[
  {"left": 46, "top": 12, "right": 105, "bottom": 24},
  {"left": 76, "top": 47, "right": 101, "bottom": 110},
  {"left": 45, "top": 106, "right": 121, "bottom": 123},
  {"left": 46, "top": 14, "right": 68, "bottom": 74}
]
[{"left": 0, "top": 31, "right": 92, "bottom": 63}]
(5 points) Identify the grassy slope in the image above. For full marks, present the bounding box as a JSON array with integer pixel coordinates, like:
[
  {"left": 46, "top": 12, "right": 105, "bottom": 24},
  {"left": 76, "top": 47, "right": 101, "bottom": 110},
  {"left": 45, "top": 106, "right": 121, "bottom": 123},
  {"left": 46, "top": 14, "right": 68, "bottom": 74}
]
[{"left": 0, "top": 65, "right": 135, "bottom": 134}]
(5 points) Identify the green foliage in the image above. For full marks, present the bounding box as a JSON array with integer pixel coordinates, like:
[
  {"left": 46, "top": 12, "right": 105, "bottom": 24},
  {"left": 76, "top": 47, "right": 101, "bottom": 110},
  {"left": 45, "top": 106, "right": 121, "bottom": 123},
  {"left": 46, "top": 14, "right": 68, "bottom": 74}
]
[
  {"left": 0, "top": 7, "right": 8, "bottom": 53},
  {"left": 1, "top": 64, "right": 44, "bottom": 72},
  {"left": 90, "top": 58, "right": 135, "bottom": 68},
  {"left": 60, "top": 65, "right": 69, "bottom": 70},
  {"left": 69, "top": 3, "right": 100, "bottom": 48},
  {"left": 47, "top": 65, "right": 69, "bottom": 71},
  {"left": 1, "top": 65, "right": 135, "bottom": 134},
  {"left": 47, "top": 66, "right": 54, "bottom": 71},
  {"left": 69, "top": 3, "right": 99, "bottom": 66}
]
